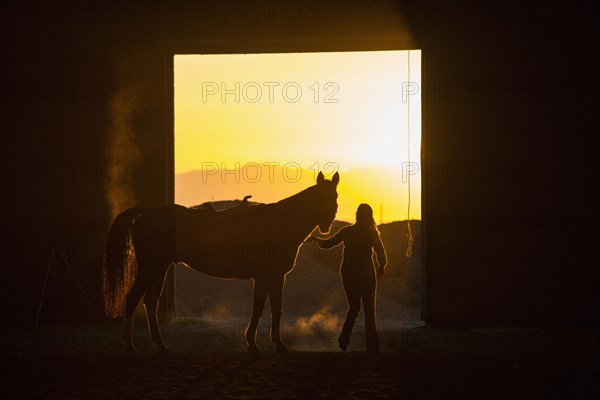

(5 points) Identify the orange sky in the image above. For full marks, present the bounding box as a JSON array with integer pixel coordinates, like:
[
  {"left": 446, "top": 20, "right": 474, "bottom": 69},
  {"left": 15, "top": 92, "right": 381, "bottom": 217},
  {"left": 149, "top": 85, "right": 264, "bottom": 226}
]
[{"left": 174, "top": 50, "right": 421, "bottom": 223}]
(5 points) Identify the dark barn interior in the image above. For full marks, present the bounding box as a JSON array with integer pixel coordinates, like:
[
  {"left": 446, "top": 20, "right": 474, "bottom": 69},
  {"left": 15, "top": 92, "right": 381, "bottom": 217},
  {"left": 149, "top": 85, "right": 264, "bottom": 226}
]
[{"left": 2, "top": 1, "right": 599, "bottom": 398}]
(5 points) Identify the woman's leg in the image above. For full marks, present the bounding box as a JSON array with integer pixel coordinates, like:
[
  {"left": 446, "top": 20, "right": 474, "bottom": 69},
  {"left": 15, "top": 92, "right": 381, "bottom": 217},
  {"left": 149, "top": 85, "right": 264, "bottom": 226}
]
[
  {"left": 362, "top": 277, "right": 380, "bottom": 352},
  {"left": 339, "top": 276, "right": 360, "bottom": 351}
]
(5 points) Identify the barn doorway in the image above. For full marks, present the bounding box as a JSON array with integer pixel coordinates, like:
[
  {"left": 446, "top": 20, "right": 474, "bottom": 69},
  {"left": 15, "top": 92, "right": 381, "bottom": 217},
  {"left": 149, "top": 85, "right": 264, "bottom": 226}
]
[{"left": 172, "top": 50, "right": 423, "bottom": 342}]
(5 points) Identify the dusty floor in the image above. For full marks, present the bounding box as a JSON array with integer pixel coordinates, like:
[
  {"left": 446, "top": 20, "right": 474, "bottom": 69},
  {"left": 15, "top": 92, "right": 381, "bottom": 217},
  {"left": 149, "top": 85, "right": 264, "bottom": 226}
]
[{"left": 2, "top": 320, "right": 599, "bottom": 399}]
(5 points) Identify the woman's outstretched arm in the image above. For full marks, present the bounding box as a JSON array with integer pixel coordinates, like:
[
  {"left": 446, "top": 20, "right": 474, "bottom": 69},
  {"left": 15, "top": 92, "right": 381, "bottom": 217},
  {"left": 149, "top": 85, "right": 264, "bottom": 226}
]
[{"left": 307, "top": 227, "right": 346, "bottom": 249}]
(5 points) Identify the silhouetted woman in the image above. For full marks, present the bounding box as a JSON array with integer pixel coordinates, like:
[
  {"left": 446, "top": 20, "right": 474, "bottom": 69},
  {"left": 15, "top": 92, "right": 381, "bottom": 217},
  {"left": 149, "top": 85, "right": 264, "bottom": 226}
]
[{"left": 308, "top": 203, "right": 387, "bottom": 352}]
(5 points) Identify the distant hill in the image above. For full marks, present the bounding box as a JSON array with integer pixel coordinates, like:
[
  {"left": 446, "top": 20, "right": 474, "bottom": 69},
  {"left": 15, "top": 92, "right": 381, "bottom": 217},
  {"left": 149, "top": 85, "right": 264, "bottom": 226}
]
[
  {"left": 175, "top": 243, "right": 418, "bottom": 323},
  {"left": 174, "top": 200, "right": 422, "bottom": 322}
]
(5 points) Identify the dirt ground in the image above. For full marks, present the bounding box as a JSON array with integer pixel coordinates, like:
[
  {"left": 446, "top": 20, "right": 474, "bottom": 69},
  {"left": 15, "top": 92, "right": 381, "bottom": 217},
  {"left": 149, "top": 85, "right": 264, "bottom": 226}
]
[{"left": 2, "top": 320, "right": 599, "bottom": 399}]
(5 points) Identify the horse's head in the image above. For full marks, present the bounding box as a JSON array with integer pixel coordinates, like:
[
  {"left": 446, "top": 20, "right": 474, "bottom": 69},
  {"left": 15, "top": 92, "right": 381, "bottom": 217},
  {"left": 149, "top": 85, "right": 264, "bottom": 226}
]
[{"left": 315, "top": 171, "right": 339, "bottom": 234}]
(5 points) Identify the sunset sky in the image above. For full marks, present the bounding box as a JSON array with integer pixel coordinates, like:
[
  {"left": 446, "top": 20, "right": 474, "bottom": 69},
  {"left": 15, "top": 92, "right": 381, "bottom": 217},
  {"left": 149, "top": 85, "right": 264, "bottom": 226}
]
[{"left": 174, "top": 50, "right": 421, "bottom": 223}]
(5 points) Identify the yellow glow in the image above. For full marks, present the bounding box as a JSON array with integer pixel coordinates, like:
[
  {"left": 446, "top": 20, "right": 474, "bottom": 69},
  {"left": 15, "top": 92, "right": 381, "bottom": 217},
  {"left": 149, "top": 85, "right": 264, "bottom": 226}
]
[{"left": 175, "top": 51, "right": 421, "bottom": 223}]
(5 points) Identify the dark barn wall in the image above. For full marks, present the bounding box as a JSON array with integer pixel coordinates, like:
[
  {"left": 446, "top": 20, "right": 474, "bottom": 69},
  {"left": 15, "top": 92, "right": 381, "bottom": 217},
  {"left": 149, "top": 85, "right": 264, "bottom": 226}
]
[
  {"left": 412, "top": 2, "right": 600, "bottom": 325},
  {"left": 2, "top": 3, "right": 169, "bottom": 323},
  {"left": 3, "top": 12, "right": 114, "bottom": 323},
  {"left": 2, "top": 1, "right": 598, "bottom": 325}
]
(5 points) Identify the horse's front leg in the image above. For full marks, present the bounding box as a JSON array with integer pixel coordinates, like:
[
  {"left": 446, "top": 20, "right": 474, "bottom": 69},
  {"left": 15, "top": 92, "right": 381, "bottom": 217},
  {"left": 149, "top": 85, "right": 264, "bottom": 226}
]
[
  {"left": 268, "top": 274, "right": 287, "bottom": 353},
  {"left": 246, "top": 277, "right": 268, "bottom": 353}
]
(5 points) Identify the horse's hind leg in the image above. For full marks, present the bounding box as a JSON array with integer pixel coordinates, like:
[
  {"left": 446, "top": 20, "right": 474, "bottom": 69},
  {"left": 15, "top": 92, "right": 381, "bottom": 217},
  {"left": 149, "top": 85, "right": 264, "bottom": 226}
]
[
  {"left": 268, "top": 274, "right": 287, "bottom": 353},
  {"left": 245, "top": 277, "right": 268, "bottom": 353},
  {"left": 144, "top": 269, "right": 170, "bottom": 353},
  {"left": 123, "top": 278, "right": 146, "bottom": 353}
]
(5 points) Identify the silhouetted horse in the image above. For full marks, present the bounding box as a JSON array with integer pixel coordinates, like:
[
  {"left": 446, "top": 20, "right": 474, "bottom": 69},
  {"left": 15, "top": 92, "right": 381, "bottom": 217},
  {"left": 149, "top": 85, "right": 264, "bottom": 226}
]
[{"left": 103, "top": 171, "right": 339, "bottom": 353}]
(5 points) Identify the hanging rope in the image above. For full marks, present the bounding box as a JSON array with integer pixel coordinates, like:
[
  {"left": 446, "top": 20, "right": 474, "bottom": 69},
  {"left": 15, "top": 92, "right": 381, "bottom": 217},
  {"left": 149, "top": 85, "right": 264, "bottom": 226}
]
[{"left": 405, "top": 50, "right": 414, "bottom": 258}]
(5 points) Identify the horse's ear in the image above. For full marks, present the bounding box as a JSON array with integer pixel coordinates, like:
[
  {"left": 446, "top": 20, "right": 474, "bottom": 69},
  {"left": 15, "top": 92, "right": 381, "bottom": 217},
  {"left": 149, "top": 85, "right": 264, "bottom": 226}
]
[
  {"left": 317, "top": 171, "right": 325, "bottom": 184},
  {"left": 332, "top": 172, "right": 339, "bottom": 186}
]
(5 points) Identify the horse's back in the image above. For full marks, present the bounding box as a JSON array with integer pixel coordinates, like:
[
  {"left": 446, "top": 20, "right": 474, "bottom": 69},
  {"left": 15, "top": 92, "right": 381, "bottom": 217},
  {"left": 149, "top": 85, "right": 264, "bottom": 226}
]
[
  {"left": 176, "top": 203, "right": 298, "bottom": 277},
  {"left": 131, "top": 203, "right": 299, "bottom": 277}
]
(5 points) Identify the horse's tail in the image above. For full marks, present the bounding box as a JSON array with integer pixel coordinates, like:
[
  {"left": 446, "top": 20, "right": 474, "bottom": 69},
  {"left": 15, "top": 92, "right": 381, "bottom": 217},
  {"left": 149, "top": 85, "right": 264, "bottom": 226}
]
[{"left": 103, "top": 207, "right": 142, "bottom": 319}]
